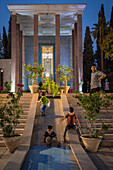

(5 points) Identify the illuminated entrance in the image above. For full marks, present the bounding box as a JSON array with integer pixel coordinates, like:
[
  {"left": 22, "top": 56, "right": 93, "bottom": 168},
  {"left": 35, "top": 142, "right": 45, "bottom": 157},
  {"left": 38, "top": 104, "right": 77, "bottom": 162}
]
[{"left": 41, "top": 46, "right": 54, "bottom": 81}]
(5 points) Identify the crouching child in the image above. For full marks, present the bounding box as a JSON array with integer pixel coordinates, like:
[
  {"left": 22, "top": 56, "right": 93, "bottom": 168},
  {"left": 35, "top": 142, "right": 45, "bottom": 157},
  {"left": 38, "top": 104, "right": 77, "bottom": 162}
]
[{"left": 43, "top": 125, "right": 60, "bottom": 147}]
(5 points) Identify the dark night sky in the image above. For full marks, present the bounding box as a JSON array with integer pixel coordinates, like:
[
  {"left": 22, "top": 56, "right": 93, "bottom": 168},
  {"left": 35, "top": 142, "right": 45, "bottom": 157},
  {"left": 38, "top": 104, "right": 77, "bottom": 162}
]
[{"left": 0, "top": 0, "right": 113, "bottom": 51}]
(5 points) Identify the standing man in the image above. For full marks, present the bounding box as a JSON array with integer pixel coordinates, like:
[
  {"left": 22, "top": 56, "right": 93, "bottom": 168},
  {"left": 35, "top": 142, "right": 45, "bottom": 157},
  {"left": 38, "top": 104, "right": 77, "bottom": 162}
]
[{"left": 90, "top": 64, "right": 106, "bottom": 94}]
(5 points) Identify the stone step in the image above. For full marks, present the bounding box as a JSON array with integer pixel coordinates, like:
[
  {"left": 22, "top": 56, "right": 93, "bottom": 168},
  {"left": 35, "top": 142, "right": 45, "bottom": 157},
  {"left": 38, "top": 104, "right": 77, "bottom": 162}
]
[
  {"left": 20, "top": 105, "right": 31, "bottom": 109},
  {"left": 4, "top": 110, "right": 29, "bottom": 116},
  {"left": 0, "top": 141, "right": 5, "bottom": 147},
  {"left": 81, "top": 128, "right": 113, "bottom": 134},
  {"left": 79, "top": 118, "right": 113, "bottom": 123},
  {"left": 0, "top": 128, "right": 24, "bottom": 134},
  {"left": 80, "top": 122, "right": 113, "bottom": 128},
  {"left": 100, "top": 140, "right": 113, "bottom": 147},
  {"left": 18, "top": 118, "right": 27, "bottom": 123},
  {"left": 20, "top": 102, "right": 31, "bottom": 106},
  {"left": 103, "top": 134, "right": 113, "bottom": 140},
  {"left": 20, "top": 114, "right": 28, "bottom": 119},
  {"left": 97, "top": 114, "right": 113, "bottom": 118},
  {"left": 22, "top": 107, "right": 30, "bottom": 111}
]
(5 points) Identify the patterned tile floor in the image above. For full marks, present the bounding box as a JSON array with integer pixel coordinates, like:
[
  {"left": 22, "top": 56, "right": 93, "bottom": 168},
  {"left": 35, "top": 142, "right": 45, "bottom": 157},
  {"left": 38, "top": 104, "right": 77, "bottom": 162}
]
[{"left": 21, "top": 146, "right": 78, "bottom": 170}]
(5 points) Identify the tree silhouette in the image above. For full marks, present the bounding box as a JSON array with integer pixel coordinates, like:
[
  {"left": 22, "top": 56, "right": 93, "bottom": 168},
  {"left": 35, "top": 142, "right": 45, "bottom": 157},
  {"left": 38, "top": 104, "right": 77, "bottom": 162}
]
[
  {"left": 110, "top": 6, "right": 113, "bottom": 29},
  {"left": 83, "top": 26, "right": 94, "bottom": 92},
  {"left": 7, "top": 17, "right": 11, "bottom": 59},
  {"left": 91, "top": 4, "right": 108, "bottom": 71},
  {"left": 2, "top": 26, "right": 8, "bottom": 59}
]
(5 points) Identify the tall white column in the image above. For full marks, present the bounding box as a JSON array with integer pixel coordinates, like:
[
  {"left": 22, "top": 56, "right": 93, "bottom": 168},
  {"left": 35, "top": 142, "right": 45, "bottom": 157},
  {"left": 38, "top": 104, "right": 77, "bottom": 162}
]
[
  {"left": 11, "top": 13, "right": 17, "bottom": 92},
  {"left": 77, "top": 12, "right": 83, "bottom": 91},
  {"left": 55, "top": 14, "right": 60, "bottom": 86}
]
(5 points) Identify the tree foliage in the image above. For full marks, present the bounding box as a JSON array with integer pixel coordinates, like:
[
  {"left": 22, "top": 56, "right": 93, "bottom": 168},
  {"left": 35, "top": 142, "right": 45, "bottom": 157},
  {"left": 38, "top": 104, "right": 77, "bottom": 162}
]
[
  {"left": 2, "top": 26, "right": 8, "bottom": 58},
  {"left": 83, "top": 26, "right": 94, "bottom": 92},
  {"left": 91, "top": 4, "right": 108, "bottom": 71},
  {"left": 0, "top": 33, "right": 3, "bottom": 58},
  {"left": 101, "top": 29, "right": 113, "bottom": 60},
  {"left": 7, "top": 17, "right": 11, "bottom": 59},
  {"left": 110, "top": 6, "right": 113, "bottom": 29}
]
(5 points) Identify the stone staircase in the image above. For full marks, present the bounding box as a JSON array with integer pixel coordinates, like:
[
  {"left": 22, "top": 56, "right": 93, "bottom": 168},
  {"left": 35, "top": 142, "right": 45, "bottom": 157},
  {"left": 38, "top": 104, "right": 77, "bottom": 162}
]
[
  {"left": 0, "top": 93, "right": 32, "bottom": 147},
  {"left": 67, "top": 93, "right": 113, "bottom": 147}
]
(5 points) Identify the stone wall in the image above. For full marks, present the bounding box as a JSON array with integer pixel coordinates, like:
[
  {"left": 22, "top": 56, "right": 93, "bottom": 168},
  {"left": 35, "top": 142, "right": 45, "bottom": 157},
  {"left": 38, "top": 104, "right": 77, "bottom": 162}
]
[{"left": 0, "top": 59, "right": 11, "bottom": 88}]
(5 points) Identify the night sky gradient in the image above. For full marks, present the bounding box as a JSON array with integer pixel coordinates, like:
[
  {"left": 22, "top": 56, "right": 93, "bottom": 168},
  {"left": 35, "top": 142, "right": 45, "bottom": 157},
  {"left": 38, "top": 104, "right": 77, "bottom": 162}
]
[{"left": 0, "top": 0, "right": 113, "bottom": 51}]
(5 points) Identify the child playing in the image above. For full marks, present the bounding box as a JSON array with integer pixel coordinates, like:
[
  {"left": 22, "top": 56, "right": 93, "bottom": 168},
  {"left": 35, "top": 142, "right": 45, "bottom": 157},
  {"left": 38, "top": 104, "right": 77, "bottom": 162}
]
[
  {"left": 62, "top": 107, "right": 77, "bottom": 143},
  {"left": 38, "top": 91, "right": 50, "bottom": 116},
  {"left": 43, "top": 125, "right": 60, "bottom": 147}
]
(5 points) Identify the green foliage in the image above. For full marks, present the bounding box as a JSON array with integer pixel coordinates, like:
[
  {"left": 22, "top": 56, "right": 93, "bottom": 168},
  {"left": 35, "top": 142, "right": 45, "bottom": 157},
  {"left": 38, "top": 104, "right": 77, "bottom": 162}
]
[
  {"left": 101, "top": 29, "right": 113, "bottom": 61},
  {"left": 73, "top": 91, "right": 113, "bottom": 138},
  {"left": 23, "top": 89, "right": 30, "bottom": 93},
  {"left": 4, "top": 81, "right": 11, "bottom": 92},
  {"left": 0, "top": 81, "right": 11, "bottom": 94},
  {"left": 40, "top": 85, "right": 47, "bottom": 90},
  {"left": 56, "top": 64, "right": 74, "bottom": 86},
  {"left": 43, "top": 78, "right": 59, "bottom": 97},
  {"left": 24, "top": 63, "right": 45, "bottom": 85},
  {"left": 0, "top": 83, "right": 24, "bottom": 137}
]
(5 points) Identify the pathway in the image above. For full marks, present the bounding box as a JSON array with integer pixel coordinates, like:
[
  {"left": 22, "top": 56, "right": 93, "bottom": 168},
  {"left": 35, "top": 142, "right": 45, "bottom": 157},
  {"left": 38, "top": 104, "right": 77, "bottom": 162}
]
[{"left": 21, "top": 98, "right": 79, "bottom": 169}]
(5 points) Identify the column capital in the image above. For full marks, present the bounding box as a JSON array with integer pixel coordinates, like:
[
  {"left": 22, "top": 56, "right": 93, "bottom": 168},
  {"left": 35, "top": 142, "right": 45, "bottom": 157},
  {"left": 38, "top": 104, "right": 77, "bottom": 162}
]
[
  {"left": 34, "top": 13, "right": 38, "bottom": 15},
  {"left": 77, "top": 10, "right": 83, "bottom": 15},
  {"left": 11, "top": 11, "right": 16, "bottom": 15},
  {"left": 55, "top": 13, "right": 60, "bottom": 16}
]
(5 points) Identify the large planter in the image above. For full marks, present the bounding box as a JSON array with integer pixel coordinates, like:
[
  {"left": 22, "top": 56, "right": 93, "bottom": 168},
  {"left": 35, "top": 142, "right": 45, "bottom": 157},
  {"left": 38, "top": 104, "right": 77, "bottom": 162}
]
[
  {"left": 80, "top": 136, "right": 102, "bottom": 152},
  {"left": 29, "top": 85, "right": 39, "bottom": 93},
  {"left": 46, "top": 86, "right": 52, "bottom": 94},
  {"left": 2, "top": 135, "right": 22, "bottom": 153},
  {"left": 60, "top": 86, "right": 70, "bottom": 94}
]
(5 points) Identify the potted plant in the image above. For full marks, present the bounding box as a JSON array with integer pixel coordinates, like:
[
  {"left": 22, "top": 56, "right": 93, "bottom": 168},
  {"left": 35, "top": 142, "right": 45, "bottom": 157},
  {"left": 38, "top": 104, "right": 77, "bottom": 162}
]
[
  {"left": 24, "top": 63, "right": 44, "bottom": 93},
  {"left": 73, "top": 91, "right": 113, "bottom": 152},
  {"left": 0, "top": 83, "right": 24, "bottom": 153},
  {"left": 43, "top": 78, "right": 59, "bottom": 97},
  {"left": 56, "top": 64, "right": 74, "bottom": 94}
]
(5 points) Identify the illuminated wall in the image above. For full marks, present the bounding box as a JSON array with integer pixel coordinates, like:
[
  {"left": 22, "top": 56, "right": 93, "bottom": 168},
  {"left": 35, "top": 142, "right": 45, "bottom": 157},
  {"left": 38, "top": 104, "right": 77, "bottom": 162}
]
[{"left": 25, "top": 36, "right": 72, "bottom": 89}]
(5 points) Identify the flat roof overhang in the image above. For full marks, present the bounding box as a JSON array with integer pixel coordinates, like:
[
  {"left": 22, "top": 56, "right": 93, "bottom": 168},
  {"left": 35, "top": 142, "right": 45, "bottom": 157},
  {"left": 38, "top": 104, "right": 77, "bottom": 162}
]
[{"left": 7, "top": 4, "right": 86, "bottom": 36}]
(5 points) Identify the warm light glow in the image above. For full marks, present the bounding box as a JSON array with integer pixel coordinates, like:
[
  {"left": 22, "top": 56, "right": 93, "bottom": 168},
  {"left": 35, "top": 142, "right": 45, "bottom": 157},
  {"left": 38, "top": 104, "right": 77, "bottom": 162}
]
[{"left": 46, "top": 73, "right": 49, "bottom": 77}]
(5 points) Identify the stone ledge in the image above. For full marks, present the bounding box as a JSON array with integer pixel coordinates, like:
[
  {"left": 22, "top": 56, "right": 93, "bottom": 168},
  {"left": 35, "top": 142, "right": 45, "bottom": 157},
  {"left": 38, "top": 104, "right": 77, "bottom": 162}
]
[
  {"left": 61, "top": 94, "right": 97, "bottom": 170},
  {"left": 3, "top": 93, "right": 38, "bottom": 170}
]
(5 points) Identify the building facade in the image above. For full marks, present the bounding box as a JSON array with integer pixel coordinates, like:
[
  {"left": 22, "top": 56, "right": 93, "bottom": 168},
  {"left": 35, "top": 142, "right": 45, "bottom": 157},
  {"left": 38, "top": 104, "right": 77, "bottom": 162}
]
[{"left": 7, "top": 4, "right": 86, "bottom": 92}]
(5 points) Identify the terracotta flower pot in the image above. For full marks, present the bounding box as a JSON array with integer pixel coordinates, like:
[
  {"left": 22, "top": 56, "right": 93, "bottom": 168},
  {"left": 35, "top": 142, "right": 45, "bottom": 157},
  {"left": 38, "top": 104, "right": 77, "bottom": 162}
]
[
  {"left": 2, "top": 135, "right": 22, "bottom": 153},
  {"left": 80, "top": 136, "right": 102, "bottom": 152}
]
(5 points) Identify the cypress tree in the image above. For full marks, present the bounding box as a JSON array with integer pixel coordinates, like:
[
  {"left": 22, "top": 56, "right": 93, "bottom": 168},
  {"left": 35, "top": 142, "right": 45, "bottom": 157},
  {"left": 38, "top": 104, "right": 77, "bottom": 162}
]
[
  {"left": 2, "top": 26, "right": 8, "bottom": 59},
  {"left": 0, "top": 33, "right": 3, "bottom": 58},
  {"left": 92, "top": 4, "right": 108, "bottom": 72},
  {"left": 110, "top": 6, "right": 113, "bottom": 28},
  {"left": 83, "top": 26, "right": 94, "bottom": 92},
  {"left": 7, "top": 17, "right": 11, "bottom": 59}
]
